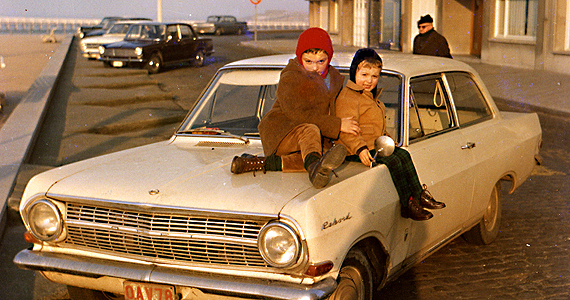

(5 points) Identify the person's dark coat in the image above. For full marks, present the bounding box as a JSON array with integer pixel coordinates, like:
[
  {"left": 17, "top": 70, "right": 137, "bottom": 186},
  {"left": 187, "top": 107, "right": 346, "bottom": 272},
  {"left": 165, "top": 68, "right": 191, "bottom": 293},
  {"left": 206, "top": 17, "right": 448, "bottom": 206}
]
[
  {"left": 413, "top": 29, "right": 452, "bottom": 58},
  {"left": 258, "top": 58, "right": 345, "bottom": 156}
]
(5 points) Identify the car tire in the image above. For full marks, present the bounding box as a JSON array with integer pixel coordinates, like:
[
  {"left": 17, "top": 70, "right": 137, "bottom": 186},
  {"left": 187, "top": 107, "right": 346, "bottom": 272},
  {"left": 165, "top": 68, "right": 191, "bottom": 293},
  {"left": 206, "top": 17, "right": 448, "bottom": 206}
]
[
  {"left": 326, "top": 248, "right": 374, "bottom": 300},
  {"left": 237, "top": 27, "right": 243, "bottom": 35},
  {"left": 147, "top": 53, "right": 162, "bottom": 74},
  {"left": 463, "top": 181, "right": 502, "bottom": 245},
  {"left": 193, "top": 50, "right": 205, "bottom": 67},
  {"left": 215, "top": 28, "right": 223, "bottom": 36},
  {"left": 67, "top": 285, "right": 124, "bottom": 300},
  {"left": 102, "top": 61, "right": 112, "bottom": 68}
]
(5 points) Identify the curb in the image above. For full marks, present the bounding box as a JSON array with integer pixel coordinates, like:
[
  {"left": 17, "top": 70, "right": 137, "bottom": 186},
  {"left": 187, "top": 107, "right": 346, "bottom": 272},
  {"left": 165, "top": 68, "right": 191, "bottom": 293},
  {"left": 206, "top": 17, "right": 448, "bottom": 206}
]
[{"left": 0, "top": 35, "right": 73, "bottom": 235}]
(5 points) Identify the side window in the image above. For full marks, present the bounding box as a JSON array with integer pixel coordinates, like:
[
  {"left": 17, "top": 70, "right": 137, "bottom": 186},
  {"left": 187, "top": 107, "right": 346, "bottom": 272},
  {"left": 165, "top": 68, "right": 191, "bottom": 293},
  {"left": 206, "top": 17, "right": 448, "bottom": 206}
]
[
  {"left": 167, "top": 25, "right": 178, "bottom": 40},
  {"left": 377, "top": 74, "right": 402, "bottom": 140},
  {"left": 445, "top": 73, "right": 493, "bottom": 126},
  {"left": 179, "top": 25, "right": 192, "bottom": 39},
  {"left": 409, "top": 75, "right": 454, "bottom": 140}
]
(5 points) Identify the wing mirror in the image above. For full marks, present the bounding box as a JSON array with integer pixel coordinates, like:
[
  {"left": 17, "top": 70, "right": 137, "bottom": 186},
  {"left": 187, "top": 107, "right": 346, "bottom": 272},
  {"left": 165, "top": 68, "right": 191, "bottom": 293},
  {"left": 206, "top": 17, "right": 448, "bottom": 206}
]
[{"left": 371, "top": 136, "right": 395, "bottom": 167}]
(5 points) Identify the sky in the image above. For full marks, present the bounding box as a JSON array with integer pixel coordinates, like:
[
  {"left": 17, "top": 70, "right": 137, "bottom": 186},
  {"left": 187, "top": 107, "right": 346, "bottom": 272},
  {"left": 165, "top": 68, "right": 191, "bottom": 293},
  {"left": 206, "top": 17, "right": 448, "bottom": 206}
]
[{"left": 0, "top": 0, "right": 309, "bottom": 21}]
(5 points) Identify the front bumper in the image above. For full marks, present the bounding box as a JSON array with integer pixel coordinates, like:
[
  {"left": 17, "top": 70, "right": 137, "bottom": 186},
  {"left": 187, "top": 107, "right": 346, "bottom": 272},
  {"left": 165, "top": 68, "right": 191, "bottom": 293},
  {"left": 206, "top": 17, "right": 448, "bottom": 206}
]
[{"left": 14, "top": 250, "right": 336, "bottom": 300}]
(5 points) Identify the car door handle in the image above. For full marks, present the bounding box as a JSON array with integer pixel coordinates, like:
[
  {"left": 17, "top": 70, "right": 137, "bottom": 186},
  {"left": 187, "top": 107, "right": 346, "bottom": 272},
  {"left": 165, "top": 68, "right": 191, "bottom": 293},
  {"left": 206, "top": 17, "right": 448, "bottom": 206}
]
[{"left": 461, "top": 142, "right": 476, "bottom": 150}]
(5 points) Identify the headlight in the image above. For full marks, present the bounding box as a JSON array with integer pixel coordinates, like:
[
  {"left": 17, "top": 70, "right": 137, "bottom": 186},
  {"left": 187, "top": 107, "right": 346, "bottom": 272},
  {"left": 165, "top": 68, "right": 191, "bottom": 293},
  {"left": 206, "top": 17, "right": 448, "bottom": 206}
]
[
  {"left": 258, "top": 222, "right": 301, "bottom": 268},
  {"left": 27, "top": 200, "right": 62, "bottom": 241},
  {"left": 98, "top": 46, "right": 105, "bottom": 55},
  {"left": 135, "top": 47, "right": 143, "bottom": 56}
]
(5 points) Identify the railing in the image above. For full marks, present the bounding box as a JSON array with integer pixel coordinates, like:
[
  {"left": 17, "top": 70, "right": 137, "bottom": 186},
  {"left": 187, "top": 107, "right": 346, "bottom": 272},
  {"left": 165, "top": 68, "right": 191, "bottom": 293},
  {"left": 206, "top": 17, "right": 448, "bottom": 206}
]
[
  {"left": 0, "top": 17, "right": 308, "bottom": 35},
  {"left": 0, "top": 17, "right": 100, "bottom": 34}
]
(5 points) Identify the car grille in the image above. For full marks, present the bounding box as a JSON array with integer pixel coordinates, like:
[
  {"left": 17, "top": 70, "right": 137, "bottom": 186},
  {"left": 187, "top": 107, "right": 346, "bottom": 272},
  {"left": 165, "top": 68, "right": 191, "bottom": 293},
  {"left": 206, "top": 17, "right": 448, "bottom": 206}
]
[
  {"left": 105, "top": 48, "right": 136, "bottom": 57},
  {"left": 63, "top": 202, "right": 270, "bottom": 267},
  {"left": 83, "top": 43, "right": 100, "bottom": 50}
]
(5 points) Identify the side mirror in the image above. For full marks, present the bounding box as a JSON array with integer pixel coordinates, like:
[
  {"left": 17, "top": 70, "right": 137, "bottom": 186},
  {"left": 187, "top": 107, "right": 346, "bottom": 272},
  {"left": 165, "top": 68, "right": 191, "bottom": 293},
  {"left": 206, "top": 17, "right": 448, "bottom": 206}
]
[{"left": 371, "top": 136, "right": 395, "bottom": 167}]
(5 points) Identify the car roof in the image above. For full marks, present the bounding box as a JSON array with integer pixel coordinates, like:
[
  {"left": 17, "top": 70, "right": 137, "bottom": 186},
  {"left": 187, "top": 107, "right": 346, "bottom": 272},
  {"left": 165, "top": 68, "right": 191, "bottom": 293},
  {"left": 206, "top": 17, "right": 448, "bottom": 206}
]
[{"left": 224, "top": 52, "right": 477, "bottom": 78}]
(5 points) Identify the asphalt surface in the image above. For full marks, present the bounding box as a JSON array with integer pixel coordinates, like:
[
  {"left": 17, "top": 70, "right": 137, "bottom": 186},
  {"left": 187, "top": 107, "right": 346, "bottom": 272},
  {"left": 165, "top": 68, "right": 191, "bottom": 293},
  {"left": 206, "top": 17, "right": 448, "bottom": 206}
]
[{"left": 1, "top": 32, "right": 570, "bottom": 299}]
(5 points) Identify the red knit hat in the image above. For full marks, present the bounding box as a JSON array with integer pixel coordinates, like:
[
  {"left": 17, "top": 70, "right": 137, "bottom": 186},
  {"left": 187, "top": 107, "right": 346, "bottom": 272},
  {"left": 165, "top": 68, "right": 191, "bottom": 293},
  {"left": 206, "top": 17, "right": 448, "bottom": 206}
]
[{"left": 296, "top": 27, "right": 334, "bottom": 66}]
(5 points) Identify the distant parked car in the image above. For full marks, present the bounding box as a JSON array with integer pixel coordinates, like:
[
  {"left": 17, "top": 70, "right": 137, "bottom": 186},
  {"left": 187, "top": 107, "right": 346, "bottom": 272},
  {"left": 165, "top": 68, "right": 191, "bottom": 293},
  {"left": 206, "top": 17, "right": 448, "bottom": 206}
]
[
  {"left": 0, "top": 56, "right": 5, "bottom": 113},
  {"left": 192, "top": 15, "right": 248, "bottom": 35},
  {"left": 83, "top": 17, "right": 152, "bottom": 39},
  {"left": 98, "top": 22, "right": 214, "bottom": 74},
  {"left": 14, "top": 53, "right": 542, "bottom": 300},
  {"left": 76, "top": 16, "right": 122, "bottom": 38},
  {"left": 80, "top": 20, "right": 148, "bottom": 59}
]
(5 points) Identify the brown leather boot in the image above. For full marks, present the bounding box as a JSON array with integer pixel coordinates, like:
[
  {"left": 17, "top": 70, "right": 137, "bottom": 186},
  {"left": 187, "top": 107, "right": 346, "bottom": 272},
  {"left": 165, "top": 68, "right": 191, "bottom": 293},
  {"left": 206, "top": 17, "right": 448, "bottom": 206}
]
[
  {"left": 401, "top": 196, "right": 433, "bottom": 221},
  {"left": 418, "top": 184, "right": 446, "bottom": 209},
  {"left": 231, "top": 154, "right": 266, "bottom": 175},
  {"left": 307, "top": 144, "right": 347, "bottom": 188}
]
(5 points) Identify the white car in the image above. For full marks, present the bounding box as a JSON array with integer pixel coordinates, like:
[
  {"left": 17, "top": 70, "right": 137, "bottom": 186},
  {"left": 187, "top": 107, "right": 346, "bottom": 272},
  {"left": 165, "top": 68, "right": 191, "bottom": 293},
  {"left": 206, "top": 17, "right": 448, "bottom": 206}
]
[
  {"left": 80, "top": 20, "right": 147, "bottom": 59},
  {"left": 14, "top": 53, "right": 542, "bottom": 300}
]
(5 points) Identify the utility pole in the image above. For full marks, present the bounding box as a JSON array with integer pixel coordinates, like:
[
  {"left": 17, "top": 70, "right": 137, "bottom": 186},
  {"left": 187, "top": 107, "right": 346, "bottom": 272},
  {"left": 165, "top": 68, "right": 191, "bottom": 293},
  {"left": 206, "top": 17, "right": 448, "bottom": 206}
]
[{"left": 157, "top": 0, "right": 163, "bottom": 22}]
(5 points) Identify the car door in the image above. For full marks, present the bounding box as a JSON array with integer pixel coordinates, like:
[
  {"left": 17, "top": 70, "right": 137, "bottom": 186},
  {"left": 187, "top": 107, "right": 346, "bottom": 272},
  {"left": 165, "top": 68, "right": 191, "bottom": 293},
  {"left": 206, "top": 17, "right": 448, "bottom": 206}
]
[
  {"left": 178, "top": 24, "right": 198, "bottom": 61},
  {"left": 443, "top": 72, "right": 498, "bottom": 221},
  {"left": 163, "top": 25, "right": 181, "bottom": 62},
  {"left": 404, "top": 73, "right": 475, "bottom": 262}
]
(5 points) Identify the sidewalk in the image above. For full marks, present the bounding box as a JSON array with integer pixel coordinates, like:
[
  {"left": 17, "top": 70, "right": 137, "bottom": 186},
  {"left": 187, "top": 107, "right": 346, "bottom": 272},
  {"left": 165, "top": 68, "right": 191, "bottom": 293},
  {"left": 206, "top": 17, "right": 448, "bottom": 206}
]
[{"left": 0, "top": 34, "right": 69, "bottom": 233}]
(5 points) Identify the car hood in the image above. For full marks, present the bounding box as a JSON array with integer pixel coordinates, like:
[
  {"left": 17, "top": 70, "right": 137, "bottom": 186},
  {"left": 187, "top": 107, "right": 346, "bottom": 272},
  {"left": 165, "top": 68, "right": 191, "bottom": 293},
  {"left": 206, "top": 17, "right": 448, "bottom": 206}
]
[
  {"left": 105, "top": 39, "right": 156, "bottom": 49},
  {"left": 83, "top": 35, "right": 126, "bottom": 45},
  {"left": 41, "top": 137, "right": 314, "bottom": 215}
]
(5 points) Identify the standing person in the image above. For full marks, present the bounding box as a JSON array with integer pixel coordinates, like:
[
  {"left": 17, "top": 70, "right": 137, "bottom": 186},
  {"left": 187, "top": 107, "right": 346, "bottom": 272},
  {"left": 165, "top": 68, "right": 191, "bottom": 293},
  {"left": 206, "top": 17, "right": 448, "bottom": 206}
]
[
  {"left": 413, "top": 14, "right": 452, "bottom": 58},
  {"left": 231, "top": 27, "right": 360, "bottom": 189},
  {"left": 336, "top": 48, "right": 446, "bottom": 221}
]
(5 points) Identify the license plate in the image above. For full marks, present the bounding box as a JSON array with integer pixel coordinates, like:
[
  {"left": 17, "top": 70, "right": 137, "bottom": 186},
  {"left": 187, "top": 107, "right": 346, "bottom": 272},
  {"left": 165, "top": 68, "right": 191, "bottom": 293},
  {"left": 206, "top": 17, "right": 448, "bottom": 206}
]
[
  {"left": 123, "top": 281, "right": 176, "bottom": 300},
  {"left": 112, "top": 61, "right": 124, "bottom": 67}
]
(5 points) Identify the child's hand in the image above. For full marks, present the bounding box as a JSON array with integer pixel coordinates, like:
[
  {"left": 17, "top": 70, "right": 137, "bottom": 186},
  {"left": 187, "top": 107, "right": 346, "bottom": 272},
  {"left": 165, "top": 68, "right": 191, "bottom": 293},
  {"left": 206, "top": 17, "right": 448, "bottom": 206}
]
[
  {"left": 340, "top": 117, "right": 361, "bottom": 135},
  {"left": 359, "top": 149, "right": 374, "bottom": 166}
]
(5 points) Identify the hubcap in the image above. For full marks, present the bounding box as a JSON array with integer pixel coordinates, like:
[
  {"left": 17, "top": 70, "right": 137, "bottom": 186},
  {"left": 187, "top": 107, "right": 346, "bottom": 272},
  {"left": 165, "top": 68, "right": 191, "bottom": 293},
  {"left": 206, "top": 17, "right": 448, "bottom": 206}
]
[
  {"left": 329, "top": 266, "right": 364, "bottom": 300},
  {"left": 484, "top": 186, "right": 498, "bottom": 231}
]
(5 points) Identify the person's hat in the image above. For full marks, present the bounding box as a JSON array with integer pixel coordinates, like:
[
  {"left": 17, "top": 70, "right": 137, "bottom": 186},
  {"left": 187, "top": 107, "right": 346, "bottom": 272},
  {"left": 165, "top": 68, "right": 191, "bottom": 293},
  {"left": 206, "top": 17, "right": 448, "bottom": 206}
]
[
  {"left": 296, "top": 27, "right": 334, "bottom": 64},
  {"left": 418, "top": 14, "right": 434, "bottom": 25}
]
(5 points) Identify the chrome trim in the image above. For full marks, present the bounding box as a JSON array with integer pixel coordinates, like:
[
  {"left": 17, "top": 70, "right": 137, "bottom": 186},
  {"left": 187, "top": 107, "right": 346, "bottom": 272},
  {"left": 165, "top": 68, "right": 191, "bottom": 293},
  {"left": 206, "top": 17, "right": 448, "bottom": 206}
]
[{"left": 14, "top": 250, "right": 336, "bottom": 300}]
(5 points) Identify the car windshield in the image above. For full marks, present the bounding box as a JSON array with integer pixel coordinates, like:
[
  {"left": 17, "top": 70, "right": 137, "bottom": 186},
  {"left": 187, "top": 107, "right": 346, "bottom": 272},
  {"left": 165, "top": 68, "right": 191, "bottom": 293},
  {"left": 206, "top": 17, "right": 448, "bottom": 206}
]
[
  {"left": 207, "top": 16, "right": 220, "bottom": 22},
  {"left": 178, "top": 68, "right": 402, "bottom": 141},
  {"left": 107, "top": 23, "right": 132, "bottom": 35},
  {"left": 125, "top": 24, "right": 165, "bottom": 40}
]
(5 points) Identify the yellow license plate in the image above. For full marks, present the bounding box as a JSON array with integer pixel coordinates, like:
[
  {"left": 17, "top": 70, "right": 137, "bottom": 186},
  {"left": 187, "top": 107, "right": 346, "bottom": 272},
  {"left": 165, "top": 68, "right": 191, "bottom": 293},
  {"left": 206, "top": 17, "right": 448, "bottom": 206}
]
[
  {"left": 112, "top": 61, "right": 124, "bottom": 67},
  {"left": 123, "top": 281, "right": 176, "bottom": 300}
]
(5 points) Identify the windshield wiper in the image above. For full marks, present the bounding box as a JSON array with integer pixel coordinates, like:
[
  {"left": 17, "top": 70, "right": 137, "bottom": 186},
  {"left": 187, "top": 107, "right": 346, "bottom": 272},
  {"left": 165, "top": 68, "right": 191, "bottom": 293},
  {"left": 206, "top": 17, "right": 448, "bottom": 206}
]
[{"left": 178, "top": 128, "right": 250, "bottom": 144}]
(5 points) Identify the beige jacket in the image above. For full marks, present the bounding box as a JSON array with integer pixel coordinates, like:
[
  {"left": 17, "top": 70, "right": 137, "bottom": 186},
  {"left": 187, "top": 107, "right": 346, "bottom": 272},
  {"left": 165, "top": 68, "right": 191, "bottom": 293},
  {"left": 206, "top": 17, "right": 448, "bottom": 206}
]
[{"left": 335, "top": 80, "right": 387, "bottom": 155}]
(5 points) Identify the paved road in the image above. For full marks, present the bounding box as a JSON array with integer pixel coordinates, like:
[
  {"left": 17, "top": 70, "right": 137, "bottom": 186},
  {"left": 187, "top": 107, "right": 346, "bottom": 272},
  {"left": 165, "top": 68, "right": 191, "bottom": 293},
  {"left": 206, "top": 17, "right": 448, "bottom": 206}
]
[{"left": 2, "top": 33, "right": 570, "bottom": 300}]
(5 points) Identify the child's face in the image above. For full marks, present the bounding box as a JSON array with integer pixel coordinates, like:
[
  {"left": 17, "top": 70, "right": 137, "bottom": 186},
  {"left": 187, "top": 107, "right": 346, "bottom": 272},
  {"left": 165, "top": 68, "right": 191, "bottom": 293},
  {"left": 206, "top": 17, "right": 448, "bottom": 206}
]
[
  {"left": 301, "top": 52, "right": 329, "bottom": 76},
  {"left": 355, "top": 65, "right": 381, "bottom": 92}
]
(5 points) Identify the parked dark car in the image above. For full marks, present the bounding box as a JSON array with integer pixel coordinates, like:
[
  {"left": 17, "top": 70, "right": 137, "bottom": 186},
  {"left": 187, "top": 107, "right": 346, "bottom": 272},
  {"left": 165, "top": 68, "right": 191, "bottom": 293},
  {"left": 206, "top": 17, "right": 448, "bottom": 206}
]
[
  {"left": 192, "top": 15, "right": 248, "bottom": 35},
  {"left": 76, "top": 16, "right": 122, "bottom": 39},
  {"left": 98, "top": 22, "right": 214, "bottom": 74}
]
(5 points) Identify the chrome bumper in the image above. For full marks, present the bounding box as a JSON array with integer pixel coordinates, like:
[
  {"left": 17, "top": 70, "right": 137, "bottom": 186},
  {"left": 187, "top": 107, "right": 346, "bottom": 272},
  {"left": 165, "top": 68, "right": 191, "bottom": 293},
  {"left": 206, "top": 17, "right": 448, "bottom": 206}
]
[{"left": 14, "top": 250, "right": 336, "bottom": 300}]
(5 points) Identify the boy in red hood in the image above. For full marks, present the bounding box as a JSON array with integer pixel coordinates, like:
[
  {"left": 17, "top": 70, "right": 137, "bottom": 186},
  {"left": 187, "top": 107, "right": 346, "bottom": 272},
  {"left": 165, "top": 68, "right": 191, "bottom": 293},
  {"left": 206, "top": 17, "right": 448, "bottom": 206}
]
[{"left": 231, "top": 27, "right": 360, "bottom": 188}]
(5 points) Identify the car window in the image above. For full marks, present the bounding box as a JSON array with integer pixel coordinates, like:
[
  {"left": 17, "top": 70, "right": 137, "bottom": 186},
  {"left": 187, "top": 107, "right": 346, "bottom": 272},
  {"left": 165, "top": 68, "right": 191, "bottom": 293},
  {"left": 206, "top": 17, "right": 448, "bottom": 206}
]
[
  {"left": 409, "top": 74, "right": 455, "bottom": 140},
  {"left": 108, "top": 24, "right": 130, "bottom": 34},
  {"left": 445, "top": 72, "right": 493, "bottom": 126},
  {"left": 377, "top": 73, "right": 402, "bottom": 140},
  {"left": 181, "top": 69, "right": 282, "bottom": 136},
  {"left": 179, "top": 25, "right": 192, "bottom": 39},
  {"left": 167, "top": 25, "right": 178, "bottom": 40}
]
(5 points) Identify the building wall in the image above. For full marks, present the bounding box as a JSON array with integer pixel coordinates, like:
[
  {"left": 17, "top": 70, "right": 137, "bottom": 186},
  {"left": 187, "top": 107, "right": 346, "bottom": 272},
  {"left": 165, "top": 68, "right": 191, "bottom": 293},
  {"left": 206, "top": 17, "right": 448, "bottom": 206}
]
[{"left": 307, "top": 0, "right": 570, "bottom": 75}]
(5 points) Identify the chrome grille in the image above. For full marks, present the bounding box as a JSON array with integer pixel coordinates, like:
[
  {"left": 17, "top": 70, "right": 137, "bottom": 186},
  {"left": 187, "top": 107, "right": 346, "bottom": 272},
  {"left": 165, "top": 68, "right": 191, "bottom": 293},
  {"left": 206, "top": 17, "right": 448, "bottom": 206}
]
[
  {"left": 106, "top": 48, "right": 136, "bottom": 57},
  {"left": 64, "top": 203, "right": 269, "bottom": 267}
]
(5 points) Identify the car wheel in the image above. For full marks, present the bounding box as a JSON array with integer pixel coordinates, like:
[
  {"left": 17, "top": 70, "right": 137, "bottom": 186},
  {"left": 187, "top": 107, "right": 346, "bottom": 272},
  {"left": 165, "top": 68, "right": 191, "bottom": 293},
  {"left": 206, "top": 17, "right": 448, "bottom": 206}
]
[
  {"left": 327, "top": 248, "right": 374, "bottom": 300},
  {"left": 463, "top": 181, "right": 502, "bottom": 245},
  {"left": 237, "top": 27, "right": 243, "bottom": 35},
  {"left": 215, "top": 28, "right": 223, "bottom": 36},
  {"left": 102, "top": 61, "right": 112, "bottom": 68},
  {"left": 193, "top": 50, "right": 205, "bottom": 67},
  {"left": 67, "top": 285, "right": 124, "bottom": 300},
  {"left": 147, "top": 53, "right": 162, "bottom": 74}
]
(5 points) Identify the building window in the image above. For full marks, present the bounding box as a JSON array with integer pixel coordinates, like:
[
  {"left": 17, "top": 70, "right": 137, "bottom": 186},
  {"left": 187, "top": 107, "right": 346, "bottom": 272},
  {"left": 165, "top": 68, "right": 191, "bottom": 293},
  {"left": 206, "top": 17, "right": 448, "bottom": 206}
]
[{"left": 495, "top": 0, "right": 538, "bottom": 40}]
